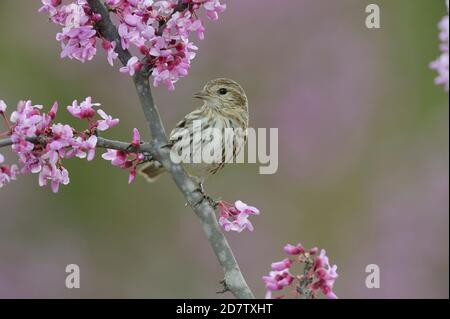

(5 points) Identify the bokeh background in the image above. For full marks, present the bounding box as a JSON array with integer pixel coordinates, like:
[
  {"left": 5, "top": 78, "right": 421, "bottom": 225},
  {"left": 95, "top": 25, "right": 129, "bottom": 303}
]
[{"left": 0, "top": 0, "right": 448, "bottom": 298}]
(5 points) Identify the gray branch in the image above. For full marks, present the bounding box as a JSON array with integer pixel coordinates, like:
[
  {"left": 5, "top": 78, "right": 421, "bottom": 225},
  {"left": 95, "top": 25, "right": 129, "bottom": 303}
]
[
  {"left": 0, "top": 136, "right": 157, "bottom": 155},
  {"left": 86, "top": 0, "right": 255, "bottom": 299}
]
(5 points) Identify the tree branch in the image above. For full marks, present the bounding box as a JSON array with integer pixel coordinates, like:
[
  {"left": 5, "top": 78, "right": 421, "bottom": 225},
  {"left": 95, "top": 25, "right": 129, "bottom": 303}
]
[
  {"left": 87, "top": 0, "right": 132, "bottom": 66},
  {"left": 86, "top": 0, "right": 255, "bottom": 299},
  {"left": 0, "top": 136, "right": 157, "bottom": 155}
]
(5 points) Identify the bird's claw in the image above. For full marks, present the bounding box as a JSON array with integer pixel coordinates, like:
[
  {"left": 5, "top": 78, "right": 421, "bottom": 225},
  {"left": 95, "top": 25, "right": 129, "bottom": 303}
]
[
  {"left": 204, "top": 194, "right": 220, "bottom": 208},
  {"left": 125, "top": 143, "right": 135, "bottom": 153},
  {"left": 143, "top": 152, "right": 153, "bottom": 162},
  {"left": 216, "top": 279, "right": 230, "bottom": 294},
  {"left": 192, "top": 187, "right": 219, "bottom": 208}
]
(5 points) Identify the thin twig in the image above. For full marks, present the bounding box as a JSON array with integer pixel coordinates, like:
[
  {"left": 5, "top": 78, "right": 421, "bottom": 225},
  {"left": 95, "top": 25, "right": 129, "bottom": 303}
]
[{"left": 86, "top": 0, "right": 255, "bottom": 299}]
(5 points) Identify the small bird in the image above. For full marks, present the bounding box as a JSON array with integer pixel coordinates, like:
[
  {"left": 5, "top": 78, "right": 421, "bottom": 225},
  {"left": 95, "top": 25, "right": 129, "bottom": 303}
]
[{"left": 139, "top": 78, "right": 249, "bottom": 186}]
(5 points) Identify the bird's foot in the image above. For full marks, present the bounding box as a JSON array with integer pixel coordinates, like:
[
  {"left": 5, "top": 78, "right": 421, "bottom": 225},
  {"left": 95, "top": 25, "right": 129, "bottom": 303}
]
[
  {"left": 192, "top": 185, "right": 220, "bottom": 209},
  {"left": 142, "top": 152, "right": 153, "bottom": 162},
  {"left": 216, "top": 279, "right": 230, "bottom": 294},
  {"left": 126, "top": 143, "right": 136, "bottom": 153}
]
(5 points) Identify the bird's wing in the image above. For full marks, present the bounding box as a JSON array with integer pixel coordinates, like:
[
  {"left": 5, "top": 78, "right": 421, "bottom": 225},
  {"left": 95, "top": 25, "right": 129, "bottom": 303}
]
[{"left": 169, "top": 109, "right": 205, "bottom": 143}]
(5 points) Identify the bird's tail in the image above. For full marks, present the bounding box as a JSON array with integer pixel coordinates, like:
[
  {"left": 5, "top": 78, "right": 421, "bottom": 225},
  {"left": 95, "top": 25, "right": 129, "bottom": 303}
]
[{"left": 139, "top": 161, "right": 166, "bottom": 182}]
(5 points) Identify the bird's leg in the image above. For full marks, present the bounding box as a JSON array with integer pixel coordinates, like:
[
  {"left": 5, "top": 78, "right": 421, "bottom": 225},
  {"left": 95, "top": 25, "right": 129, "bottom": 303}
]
[
  {"left": 216, "top": 279, "right": 230, "bottom": 294},
  {"left": 198, "top": 180, "right": 220, "bottom": 208},
  {"left": 192, "top": 179, "right": 220, "bottom": 209}
]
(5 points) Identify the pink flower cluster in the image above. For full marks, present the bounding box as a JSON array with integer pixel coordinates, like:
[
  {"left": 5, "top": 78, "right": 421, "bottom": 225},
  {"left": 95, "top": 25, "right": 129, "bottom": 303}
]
[
  {"left": 0, "top": 153, "right": 19, "bottom": 188},
  {"left": 262, "top": 243, "right": 338, "bottom": 299},
  {"left": 39, "top": 0, "right": 226, "bottom": 90},
  {"left": 218, "top": 200, "right": 260, "bottom": 232},
  {"left": 430, "top": 0, "right": 449, "bottom": 91},
  {"left": 102, "top": 128, "right": 144, "bottom": 183},
  {"left": 0, "top": 97, "right": 119, "bottom": 192},
  {"left": 39, "top": 0, "right": 101, "bottom": 63}
]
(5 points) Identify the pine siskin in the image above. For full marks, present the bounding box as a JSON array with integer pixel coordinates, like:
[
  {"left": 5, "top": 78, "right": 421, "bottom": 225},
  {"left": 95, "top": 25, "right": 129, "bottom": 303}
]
[{"left": 139, "top": 78, "right": 249, "bottom": 184}]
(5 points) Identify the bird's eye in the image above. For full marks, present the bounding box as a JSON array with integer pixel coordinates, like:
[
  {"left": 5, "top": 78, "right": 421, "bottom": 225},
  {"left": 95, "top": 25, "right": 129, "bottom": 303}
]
[{"left": 218, "top": 88, "right": 228, "bottom": 95}]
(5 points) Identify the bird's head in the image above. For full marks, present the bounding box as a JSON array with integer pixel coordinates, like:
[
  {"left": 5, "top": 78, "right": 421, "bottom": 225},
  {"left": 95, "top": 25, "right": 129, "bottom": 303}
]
[{"left": 194, "top": 78, "right": 248, "bottom": 111}]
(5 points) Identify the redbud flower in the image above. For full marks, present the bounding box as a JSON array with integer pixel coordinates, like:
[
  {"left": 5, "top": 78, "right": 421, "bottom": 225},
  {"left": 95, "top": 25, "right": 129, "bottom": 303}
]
[
  {"left": 0, "top": 100, "right": 6, "bottom": 113},
  {"left": 102, "top": 149, "right": 127, "bottom": 167},
  {"left": 131, "top": 128, "right": 141, "bottom": 148},
  {"left": 262, "top": 270, "right": 295, "bottom": 299},
  {"left": 431, "top": 0, "right": 449, "bottom": 91},
  {"left": 67, "top": 97, "right": 98, "bottom": 119},
  {"left": 128, "top": 167, "right": 137, "bottom": 184},
  {"left": 218, "top": 200, "right": 260, "bottom": 233},
  {"left": 271, "top": 258, "right": 293, "bottom": 271},
  {"left": 283, "top": 243, "right": 305, "bottom": 255},
  {"left": 263, "top": 243, "right": 338, "bottom": 299},
  {"left": 48, "top": 102, "right": 58, "bottom": 120},
  {"left": 96, "top": 109, "right": 120, "bottom": 131},
  {"left": 120, "top": 56, "right": 141, "bottom": 77},
  {"left": 202, "top": 0, "right": 227, "bottom": 21},
  {"left": 66, "top": 135, "right": 97, "bottom": 161},
  {"left": 0, "top": 154, "right": 19, "bottom": 188},
  {"left": 39, "top": 164, "right": 69, "bottom": 193},
  {"left": 39, "top": 0, "right": 226, "bottom": 90},
  {"left": 1, "top": 98, "right": 117, "bottom": 191},
  {"left": 102, "top": 128, "right": 144, "bottom": 184},
  {"left": 103, "top": 40, "right": 119, "bottom": 66}
]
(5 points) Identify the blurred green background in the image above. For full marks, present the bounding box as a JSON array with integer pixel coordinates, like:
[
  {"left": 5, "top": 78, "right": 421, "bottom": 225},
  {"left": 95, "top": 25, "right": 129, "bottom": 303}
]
[{"left": 0, "top": 0, "right": 448, "bottom": 298}]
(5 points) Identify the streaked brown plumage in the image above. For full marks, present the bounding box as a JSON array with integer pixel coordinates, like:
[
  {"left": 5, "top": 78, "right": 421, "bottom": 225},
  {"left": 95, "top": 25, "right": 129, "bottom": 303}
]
[{"left": 139, "top": 78, "right": 249, "bottom": 183}]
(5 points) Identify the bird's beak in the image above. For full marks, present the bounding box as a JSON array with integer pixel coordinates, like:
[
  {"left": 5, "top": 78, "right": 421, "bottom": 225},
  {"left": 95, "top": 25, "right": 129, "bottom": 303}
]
[{"left": 193, "top": 90, "right": 210, "bottom": 100}]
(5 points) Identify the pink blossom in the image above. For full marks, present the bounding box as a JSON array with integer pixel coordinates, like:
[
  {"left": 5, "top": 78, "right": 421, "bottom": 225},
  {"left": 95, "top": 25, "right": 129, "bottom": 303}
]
[
  {"left": 0, "top": 100, "right": 6, "bottom": 113},
  {"left": 283, "top": 243, "right": 305, "bottom": 255},
  {"left": 131, "top": 128, "right": 141, "bottom": 147},
  {"left": 201, "top": 0, "right": 227, "bottom": 21},
  {"left": 46, "top": 124, "right": 74, "bottom": 164},
  {"left": 128, "top": 167, "right": 137, "bottom": 184},
  {"left": 262, "top": 270, "right": 295, "bottom": 293},
  {"left": 234, "top": 200, "right": 260, "bottom": 215},
  {"left": 190, "top": 20, "right": 206, "bottom": 40},
  {"left": 96, "top": 109, "right": 120, "bottom": 131},
  {"left": 431, "top": 0, "right": 449, "bottom": 91},
  {"left": 263, "top": 243, "right": 338, "bottom": 299},
  {"left": 57, "top": 25, "right": 97, "bottom": 62},
  {"left": 271, "top": 258, "right": 292, "bottom": 271},
  {"left": 120, "top": 56, "right": 141, "bottom": 76},
  {"left": 10, "top": 100, "right": 44, "bottom": 138},
  {"left": 0, "top": 160, "right": 19, "bottom": 189},
  {"left": 1, "top": 153, "right": 19, "bottom": 188},
  {"left": 39, "top": 0, "right": 226, "bottom": 90},
  {"left": 218, "top": 200, "right": 260, "bottom": 233},
  {"left": 41, "top": 0, "right": 98, "bottom": 63},
  {"left": 102, "top": 40, "right": 119, "bottom": 66},
  {"left": 1, "top": 99, "right": 118, "bottom": 191},
  {"left": 38, "top": 0, "right": 62, "bottom": 16},
  {"left": 68, "top": 135, "right": 98, "bottom": 161},
  {"left": 84, "top": 135, "right": 98, "bottom": 161},
  {"left": 102, "top": 128, "right": 144, "bottom": 184},
  {"left": 102, "top": 149, "right": 129, "bottom": 167},
  {"left": 67, "top": 97, "right": 98, "bottom": 119},
  {"left": 48, "top": 102, "right": 59, "bottom": 120},
  {"left": 39, "top": 164, "right": 69, "bottom": 193}
]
